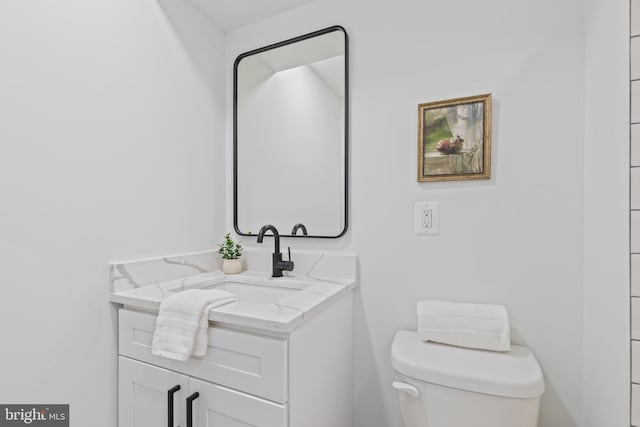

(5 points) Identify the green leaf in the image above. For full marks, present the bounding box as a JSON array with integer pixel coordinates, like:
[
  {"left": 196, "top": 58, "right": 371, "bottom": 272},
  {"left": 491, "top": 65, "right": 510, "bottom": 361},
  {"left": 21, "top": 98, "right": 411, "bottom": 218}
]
[{"left": 218, "top": 232, "right": 242, "bottom": 260}]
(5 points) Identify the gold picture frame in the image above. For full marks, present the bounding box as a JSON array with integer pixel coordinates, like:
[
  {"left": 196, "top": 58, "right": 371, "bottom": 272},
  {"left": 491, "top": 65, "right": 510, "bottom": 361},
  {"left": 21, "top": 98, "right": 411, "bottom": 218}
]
[{"left": 417, "top": 93, "right": 492, "bottom": 182}]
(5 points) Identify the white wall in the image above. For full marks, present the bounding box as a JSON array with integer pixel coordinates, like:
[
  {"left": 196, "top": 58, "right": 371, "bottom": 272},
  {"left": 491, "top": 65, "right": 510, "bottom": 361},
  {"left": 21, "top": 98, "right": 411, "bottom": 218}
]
[
  {"left": 583, "top": 0, "right": 630, "bottom": 425},
  {"left": 0, "top": 0, "right": 628, "bottom": 425},
  {"left": 0, "top": 1, "right": 225, "bottom": 426},
  {"left": 226, "top": 0, "right": 586, "bottom": 425}
]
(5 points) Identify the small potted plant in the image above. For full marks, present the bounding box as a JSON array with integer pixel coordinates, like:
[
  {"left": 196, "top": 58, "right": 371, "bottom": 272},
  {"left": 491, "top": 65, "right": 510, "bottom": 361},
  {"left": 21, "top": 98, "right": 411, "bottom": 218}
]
[{"left": 218, "top": 233, "right": 243, "bottom": 274}]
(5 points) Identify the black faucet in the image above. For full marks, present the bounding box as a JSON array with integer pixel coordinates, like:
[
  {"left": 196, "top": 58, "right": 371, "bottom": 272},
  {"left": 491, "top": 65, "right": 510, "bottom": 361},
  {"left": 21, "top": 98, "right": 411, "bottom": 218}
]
[
  {"left": 256, "top": 225, "right": 294, "bottom": 277},
  {"left": 291, "top": 223, "right": 308, "bottom": 236}
]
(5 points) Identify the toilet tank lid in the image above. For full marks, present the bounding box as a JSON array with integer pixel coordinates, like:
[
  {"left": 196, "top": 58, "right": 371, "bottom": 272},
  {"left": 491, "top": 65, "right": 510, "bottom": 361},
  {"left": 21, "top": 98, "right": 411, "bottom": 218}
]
[{"left": 391, "top": 330, "right": 545, "bottom": 399}]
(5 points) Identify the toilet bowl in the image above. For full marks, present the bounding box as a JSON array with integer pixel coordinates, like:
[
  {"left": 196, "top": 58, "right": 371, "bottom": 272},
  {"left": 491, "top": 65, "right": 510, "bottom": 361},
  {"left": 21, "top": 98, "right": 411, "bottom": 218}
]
[{"left": 391, "top": 330, "right": 544, "bottom": 427}]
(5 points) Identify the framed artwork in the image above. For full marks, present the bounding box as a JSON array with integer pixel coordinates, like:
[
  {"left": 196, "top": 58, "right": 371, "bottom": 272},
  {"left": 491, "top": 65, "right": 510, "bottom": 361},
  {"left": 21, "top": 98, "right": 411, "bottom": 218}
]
[{"left": 417, "top": 93, "right": 491, "bottom": 182}]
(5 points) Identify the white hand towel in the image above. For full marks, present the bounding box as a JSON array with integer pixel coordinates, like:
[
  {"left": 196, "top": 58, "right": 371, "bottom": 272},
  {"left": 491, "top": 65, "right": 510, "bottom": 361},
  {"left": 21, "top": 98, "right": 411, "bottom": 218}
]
[
  {"left": 417, "top": 300, "right": 510, "bottom": 352},
  {"left": 152, "top": 289, "right": 237, "bottom": 361}
]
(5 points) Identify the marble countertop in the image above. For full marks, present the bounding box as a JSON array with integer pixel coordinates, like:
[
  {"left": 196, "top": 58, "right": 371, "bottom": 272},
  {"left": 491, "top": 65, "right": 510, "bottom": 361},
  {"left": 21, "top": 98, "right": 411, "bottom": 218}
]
[{"left": 109, "top": 248, "right": 358, "bottom": 333}]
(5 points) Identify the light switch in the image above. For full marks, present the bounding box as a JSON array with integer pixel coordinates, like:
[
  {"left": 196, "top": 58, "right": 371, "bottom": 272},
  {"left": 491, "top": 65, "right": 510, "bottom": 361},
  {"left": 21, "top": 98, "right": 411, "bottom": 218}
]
[{"left": 415, "top": 202, "right": 440, "bottom": 235}]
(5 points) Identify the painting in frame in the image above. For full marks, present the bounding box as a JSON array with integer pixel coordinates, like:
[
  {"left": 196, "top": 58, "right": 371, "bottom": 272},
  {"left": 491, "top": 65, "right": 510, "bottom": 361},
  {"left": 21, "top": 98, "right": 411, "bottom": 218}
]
[{"left": 417, "top": 93, "right": 491, "bottom": 182}]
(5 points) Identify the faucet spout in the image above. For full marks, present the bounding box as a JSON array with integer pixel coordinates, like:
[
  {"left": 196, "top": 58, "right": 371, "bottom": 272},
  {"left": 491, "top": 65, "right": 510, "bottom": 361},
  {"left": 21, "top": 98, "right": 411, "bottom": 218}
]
[
  {"left": 256, "top": 224, "right": 293, "bottom": 277},
  {"left": 291, "top": 223, "right": 308, "bottom": 236},
  {"left": 257, "top": 224, "right": 280, "bottom": 253}
]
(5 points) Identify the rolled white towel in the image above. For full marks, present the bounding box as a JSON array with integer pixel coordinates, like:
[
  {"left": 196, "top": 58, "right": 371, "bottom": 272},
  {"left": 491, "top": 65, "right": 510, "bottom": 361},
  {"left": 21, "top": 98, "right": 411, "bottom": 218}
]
[{"left": 417, "top": 300, "right": 510, "bottom": 352}]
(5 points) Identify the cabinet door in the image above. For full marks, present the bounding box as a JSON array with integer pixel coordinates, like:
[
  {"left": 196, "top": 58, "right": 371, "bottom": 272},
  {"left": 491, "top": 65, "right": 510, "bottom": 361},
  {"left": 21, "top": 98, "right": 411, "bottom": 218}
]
[
  {"left": 119, "top": 356, "right": 188, "bottom": 427},
  {"left": 188, "top": 378, "right": 287, "bottom": 427}
]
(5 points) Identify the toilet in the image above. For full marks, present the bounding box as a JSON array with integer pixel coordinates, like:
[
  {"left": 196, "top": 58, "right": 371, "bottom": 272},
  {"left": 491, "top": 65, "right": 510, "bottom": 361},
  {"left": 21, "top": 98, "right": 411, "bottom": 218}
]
[{"left": 391, "top": 330, "right": 544, "bottom": 427}]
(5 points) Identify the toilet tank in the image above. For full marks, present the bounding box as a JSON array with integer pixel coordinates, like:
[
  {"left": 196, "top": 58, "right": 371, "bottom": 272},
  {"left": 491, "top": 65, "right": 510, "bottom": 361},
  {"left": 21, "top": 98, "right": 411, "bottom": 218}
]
[{"left": 390, "top": 330, "right": 544, "bottom": 427}]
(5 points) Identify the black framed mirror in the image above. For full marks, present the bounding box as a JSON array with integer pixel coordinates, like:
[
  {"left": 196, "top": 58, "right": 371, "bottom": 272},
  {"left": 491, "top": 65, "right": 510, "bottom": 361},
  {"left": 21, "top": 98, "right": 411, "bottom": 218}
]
[{"left": 233, "top": 26, "right": 349, "bottom": 238}]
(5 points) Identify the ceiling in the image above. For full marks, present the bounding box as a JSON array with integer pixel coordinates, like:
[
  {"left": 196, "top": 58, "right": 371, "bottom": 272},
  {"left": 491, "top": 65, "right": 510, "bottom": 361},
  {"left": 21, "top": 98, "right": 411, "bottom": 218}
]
[
  {"left": 237, "top": 30, "right": 345, "bottom": 98},
  {"left": 186, "top": 0, "right": 318, "bottom": 32},
  {"left": 256, "top": 30, "right": 343, "bottom": 73}
]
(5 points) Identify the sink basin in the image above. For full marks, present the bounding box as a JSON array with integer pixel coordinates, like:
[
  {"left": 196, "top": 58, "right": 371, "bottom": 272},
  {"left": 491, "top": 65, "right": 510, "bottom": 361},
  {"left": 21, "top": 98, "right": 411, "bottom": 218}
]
[
  {"left": 111, "top": 271, "right": 355, "bottom": 332},
  {"left": 109, "top": 250, "right": 358, "bottom": 332},
  {"left": 206, "top": 281, "right": 298, "bottom": 304},
  {"left": 165, "top": 275, "right": 308, "bottom": 305}
]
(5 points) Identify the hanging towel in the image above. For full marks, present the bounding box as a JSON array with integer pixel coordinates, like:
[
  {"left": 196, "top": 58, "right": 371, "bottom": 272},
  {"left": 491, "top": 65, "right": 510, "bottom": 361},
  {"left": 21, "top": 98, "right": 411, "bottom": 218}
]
[
  {"left": 417, "top": 300, "right": 511, "bottom": 352},
  {"left": 152, "top": 289, "right": 237, "bottom": 361}
]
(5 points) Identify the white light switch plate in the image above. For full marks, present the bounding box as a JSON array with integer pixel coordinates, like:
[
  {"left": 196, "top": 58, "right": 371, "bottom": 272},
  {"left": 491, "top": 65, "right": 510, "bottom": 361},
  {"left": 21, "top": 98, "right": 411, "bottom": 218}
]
[{"left": 415, "top": 202, "right": 440, "bottom": 235}]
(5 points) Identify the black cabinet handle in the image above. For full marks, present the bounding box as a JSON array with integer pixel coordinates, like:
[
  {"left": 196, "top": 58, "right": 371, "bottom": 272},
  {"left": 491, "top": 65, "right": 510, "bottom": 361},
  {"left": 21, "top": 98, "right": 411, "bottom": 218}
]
[
  {"left": 167, "top": 385, "right": 181, "bottom": 427},
  {"left": 187, "top": 392, "right": 199, "bottom": 427}
]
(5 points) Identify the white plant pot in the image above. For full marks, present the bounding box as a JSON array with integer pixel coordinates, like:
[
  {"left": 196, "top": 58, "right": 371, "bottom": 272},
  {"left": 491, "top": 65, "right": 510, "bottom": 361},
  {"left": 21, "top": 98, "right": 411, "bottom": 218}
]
[{"left": 222, "top": 259, "right": 243, "bottom": 275}]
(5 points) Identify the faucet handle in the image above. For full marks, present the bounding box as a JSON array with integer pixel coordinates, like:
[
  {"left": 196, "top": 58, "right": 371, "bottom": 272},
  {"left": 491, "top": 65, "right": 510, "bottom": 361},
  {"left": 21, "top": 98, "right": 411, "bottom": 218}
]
[{"left": 279, "top": 247, "right": 294, "bottom": 274}]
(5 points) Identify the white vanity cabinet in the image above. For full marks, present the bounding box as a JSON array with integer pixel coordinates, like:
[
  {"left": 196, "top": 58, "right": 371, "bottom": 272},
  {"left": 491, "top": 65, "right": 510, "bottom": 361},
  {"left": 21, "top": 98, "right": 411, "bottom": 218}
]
[
  {"left": 189, "top": 377, "right": 286, "bottom": 427},
  {"left": 116, "top": 291, "right": 354, "bottom": 427},
  {"left": 119, "top": 357, "right": 188, "bottom": 427},
  {"left": 119, "top": 357, "right": 286, "bottom": 427}
]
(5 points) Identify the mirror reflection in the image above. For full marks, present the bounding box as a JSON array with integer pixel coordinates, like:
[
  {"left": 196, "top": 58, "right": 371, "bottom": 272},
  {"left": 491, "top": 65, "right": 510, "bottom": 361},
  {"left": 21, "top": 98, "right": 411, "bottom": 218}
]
[{"left": 234, "top": 27, "right": 348, "bottom": 238}]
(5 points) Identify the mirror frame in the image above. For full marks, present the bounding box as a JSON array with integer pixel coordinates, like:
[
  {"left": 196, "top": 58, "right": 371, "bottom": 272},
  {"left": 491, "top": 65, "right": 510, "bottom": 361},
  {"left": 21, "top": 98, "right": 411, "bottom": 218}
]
[{"left": 233, "top": 25, "right": 349, "bottom": 239}]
